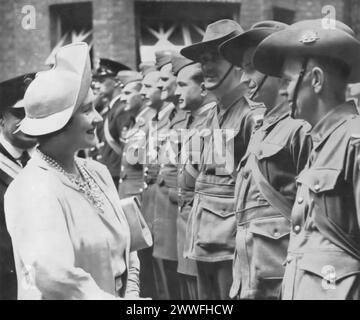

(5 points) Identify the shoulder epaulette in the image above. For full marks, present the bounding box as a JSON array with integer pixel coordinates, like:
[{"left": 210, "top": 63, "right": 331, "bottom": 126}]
[{"left": 243, "top": 96, "right": 266, "bottom": 110}]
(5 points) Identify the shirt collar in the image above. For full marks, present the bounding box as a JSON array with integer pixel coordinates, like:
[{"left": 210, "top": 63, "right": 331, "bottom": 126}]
[
  {"left": 262, "top": 101, "right": 290, "bottom": 128},
  {"left": 310, "top": 100, "right": 359, "bottom": 145},
  {"left": 0, "top": 133, "right": 36, "bottom": 161},
  {"left": 218, "top": 83, "right": 247, "bottom": 111},
  {"left": 192, "top": 101, "right": 216, "bottom": 117},
  {"left": 157, "top": 102, "right": 175, "bottom": 120}
]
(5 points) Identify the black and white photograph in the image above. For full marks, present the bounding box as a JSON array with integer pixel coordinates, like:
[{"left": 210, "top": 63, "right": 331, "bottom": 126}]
[{"left": 1, "top": 0, "right": 360, "bottom": 304}]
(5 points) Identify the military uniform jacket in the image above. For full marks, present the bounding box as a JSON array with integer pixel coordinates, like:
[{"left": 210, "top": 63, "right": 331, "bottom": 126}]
[
  {"left": 184, "top": 84, "right": 266, "bottom": 262},
  {"left": 152, "top": 107, "right": 190, "bottom": 261},
  {"left": 230, "top": 102, "right": 311, "bottom": 299},
  {"left": 177, "top": 101, "right": 216, "bottom": 275},
  {"left": 118, "top": 106, "right": 156, "bottom": 197},
  {"left": 0, "top": 143, "right": 22, "bottom": 300},
  {"left": 282, "top": 101, "right": 360, "bottom": 300},
  {"left": 141, "top": 103, "right": 176, "bottom": 233},
  {"left": 98, "top": 97, "right": 137, "bottom": 178}
]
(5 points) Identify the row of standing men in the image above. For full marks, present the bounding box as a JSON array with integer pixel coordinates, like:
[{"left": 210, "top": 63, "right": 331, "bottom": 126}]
[
  {"left": 0, "top": 16, "right": 352, "bottom": 300},
  {"left": 97, "top": 17, "right": 360, "bottom": 300}
]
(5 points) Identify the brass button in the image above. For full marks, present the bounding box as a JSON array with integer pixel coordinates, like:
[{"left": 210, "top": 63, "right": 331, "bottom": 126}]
[
  {"left": 119, "top": 178, "right": 123, "bottom": 183},
  {"left": 243, "top": 171, "right": 249, "bottom": 179},
  {"left": 314, "top": 184, "right": 320, "bottom": 192},
  {"left": 144, "top": 167, "right": 149, "bottom": 173},
  {"left": 160, "top": 164, "right": 165, "bottom": 168},
  {"left": 143, "top": 182, "right": 148, "bottom": 189},
  {"left": 294, "top": 225, "right": 301, "bottom": 233},
  {"left": 139, "top": 188, "right": 143, "bottom": 192},
  {"left": 286, "top": 255, "right": 293, "bottom": 263},
  {"left": 273, "top": 231, "right": 280, "bottom": 237},
  {"left": 297, "top": 197, "right": 304, "bottom": 204}
]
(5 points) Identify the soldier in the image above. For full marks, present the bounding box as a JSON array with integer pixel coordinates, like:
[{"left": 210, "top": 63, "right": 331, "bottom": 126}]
[
  {"left": 94, "top": 59, "right": 130, "bottom": 186},
  {"left": 180, "top": 19, "right": 265, "bottom": 300},
  {"left": 150, "top": 50, "right": 190, "bottom": 300},
  {"left": 100, "top": 71, "right": 143, "bottom": 188},
  {"left": 117, "top": 64, "right": 157, "bottom": 299},
  {"left": 135, "top": 61, "right": 164, "bottom": 300},
  {"left": 253, "top": 19, "right": 360, "bottom": 299},
  {"left": 0, "top": 73, "right": 38, "bottom": 300},
  {"left": 93, "top": 58, "right": 130, "bottom": 115},
  {"left": 118, "top": 68, "right": 155, "bottom": 199},
  {"left": 219, "top": 20, "right": 312, "bottom": 299},
  {"left": 172, "top": 53, "right": 217, "bottom": 300}
]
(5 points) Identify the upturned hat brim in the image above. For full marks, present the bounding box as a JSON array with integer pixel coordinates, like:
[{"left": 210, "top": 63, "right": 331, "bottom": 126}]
[
  {"left": 16, "top": 89, "right": 94, "bottom": 136},
  {"left": 180, "top": 32, "right": 239, "bottom": 62},
  {"left": 253, "top": 22, "right": 360, "bottom": 83},
  {"left": 220, "top": 28, "right": 278, "bottom": 67},
  {"left": 16, "top": 42, "right": 94, "bottom": 136}
]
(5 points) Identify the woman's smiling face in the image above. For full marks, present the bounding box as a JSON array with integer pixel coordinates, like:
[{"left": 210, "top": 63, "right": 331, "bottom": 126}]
[{"left": 61, "top": 102, "right": 103, "bottom": 150}]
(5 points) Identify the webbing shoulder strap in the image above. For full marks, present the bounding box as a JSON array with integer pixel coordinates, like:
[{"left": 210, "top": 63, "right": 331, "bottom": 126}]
[
  {"left": 103, "top": 118, "right": 123, "bottom": 156},
  {"left": 249, "top": 153, "right": 292, "bottom": 221}
]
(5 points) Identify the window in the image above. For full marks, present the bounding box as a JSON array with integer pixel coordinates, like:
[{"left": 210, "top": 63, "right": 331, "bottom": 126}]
[
  {"left": 48, "top": 2, "right": 93, "bottom": 65},
  {"left": 135, "top": 1, "right": 241, "bottom": 62}
]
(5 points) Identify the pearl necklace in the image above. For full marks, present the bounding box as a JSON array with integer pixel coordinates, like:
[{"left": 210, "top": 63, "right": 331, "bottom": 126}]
[{"left": 37, "top": 149, "right": 105, "bottom": 214}]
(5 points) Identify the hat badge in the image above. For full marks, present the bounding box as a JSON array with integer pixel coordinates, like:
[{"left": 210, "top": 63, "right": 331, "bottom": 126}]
[{"left": 299, "top": 30, "right": 319, "bottom": 44}]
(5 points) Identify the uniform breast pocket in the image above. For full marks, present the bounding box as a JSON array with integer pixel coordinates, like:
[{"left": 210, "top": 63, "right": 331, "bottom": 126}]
[
  {"left": 246, "top": 215, "right": 290, "bottom": 279},
  {"left": 296, "top": 251, "right": 360, "bottom": 299},
  {"left": 254, "top": 142, "right": 284, "bottom": 161},
  {"left": 297, "top": 168, "right": 342, "bottom": 220},
  {"left": 196, "top": 196, "right": 236, "bottom": 252}
]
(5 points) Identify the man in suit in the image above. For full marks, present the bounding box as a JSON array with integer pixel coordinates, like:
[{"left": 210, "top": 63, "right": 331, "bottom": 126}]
[{"left": 0, "top": 73, "right": 38, "bottom": 300}]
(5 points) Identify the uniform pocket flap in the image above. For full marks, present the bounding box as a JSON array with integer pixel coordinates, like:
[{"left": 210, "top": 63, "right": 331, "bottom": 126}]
[
  {"left": 200, "top": 196, "right": 235, "bottom": 219},
  {"left": 298, "top": 251, "right": 360, "bottom": 281},
  {"left": 248, "top": 216, "right": 290, "bottom": 239},
  {"left": 297, "top": 168, "right": 341, "bottom": 193},
  {"left": 255, "top": 143, "right": 284, "bottom": 160}
]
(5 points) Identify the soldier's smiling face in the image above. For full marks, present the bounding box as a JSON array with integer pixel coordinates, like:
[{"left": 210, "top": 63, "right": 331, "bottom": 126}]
[
  {"left": 175, "top": 64, "right": 203, "bottom": 111},
  {"left": 199, "top": 49, "right": 232, "bottom": 90}
]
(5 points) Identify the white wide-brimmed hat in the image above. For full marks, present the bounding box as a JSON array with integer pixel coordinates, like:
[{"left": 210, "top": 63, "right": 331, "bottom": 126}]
[{"left": 16, "top": 42, "right": 94, "bottom": 136}]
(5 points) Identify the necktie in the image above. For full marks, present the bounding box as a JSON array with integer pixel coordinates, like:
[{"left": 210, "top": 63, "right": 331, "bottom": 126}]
[
  {"left": 187, "top": 115, "right": 194, "bottom": 129},
  {"left": 18, "top": 150, "right": 30, "bottom": 167}
]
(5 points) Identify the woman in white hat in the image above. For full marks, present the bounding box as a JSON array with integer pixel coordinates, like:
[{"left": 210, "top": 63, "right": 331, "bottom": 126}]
[{"left": 4, "top": 42, "right": 140, "bottom": 300}]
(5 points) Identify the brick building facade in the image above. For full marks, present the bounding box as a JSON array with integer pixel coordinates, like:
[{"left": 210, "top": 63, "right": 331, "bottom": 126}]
[{"left": 0, "top": 0, "right": 357, "bottom": 81}]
